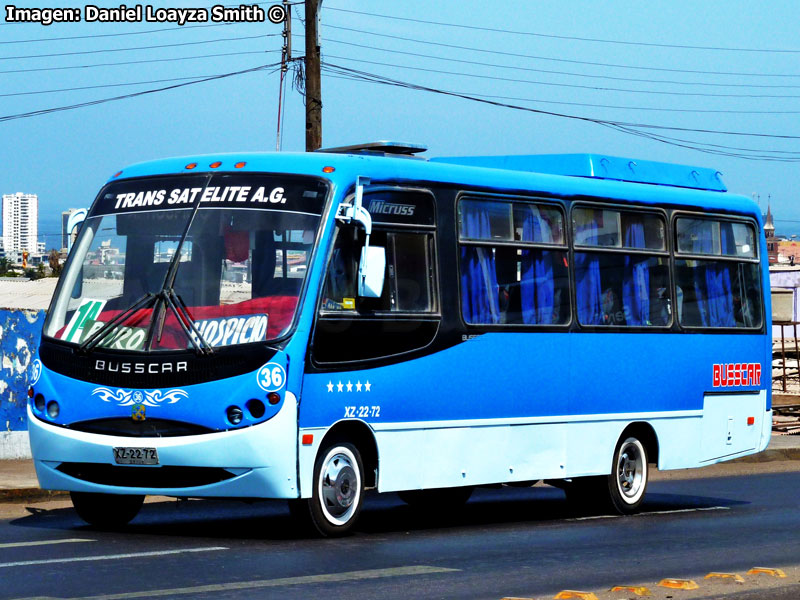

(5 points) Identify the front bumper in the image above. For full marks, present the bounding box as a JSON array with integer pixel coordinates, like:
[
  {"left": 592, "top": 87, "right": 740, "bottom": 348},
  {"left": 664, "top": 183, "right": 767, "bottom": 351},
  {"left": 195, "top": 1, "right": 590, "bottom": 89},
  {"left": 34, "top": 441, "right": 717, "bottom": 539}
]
[{"left": 28, "top": 393, "right": 299, "bottom": 499}]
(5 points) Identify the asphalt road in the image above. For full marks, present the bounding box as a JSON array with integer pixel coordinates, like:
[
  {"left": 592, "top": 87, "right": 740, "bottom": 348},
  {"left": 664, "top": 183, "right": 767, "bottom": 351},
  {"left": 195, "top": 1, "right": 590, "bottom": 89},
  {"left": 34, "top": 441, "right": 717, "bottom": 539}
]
[{"left": 2, "top": 462, "right": 800, "bottom": 600}]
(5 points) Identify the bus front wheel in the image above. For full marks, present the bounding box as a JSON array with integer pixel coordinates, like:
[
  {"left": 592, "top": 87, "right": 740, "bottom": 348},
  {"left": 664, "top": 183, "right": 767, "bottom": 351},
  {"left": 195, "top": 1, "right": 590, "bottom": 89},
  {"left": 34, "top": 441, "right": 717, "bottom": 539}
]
[
  {"left": 299, "top": 442, "right": 365, "bottom": 537},
  {"left": 70, "top": 492, "right": 144, "bottom": 528}
]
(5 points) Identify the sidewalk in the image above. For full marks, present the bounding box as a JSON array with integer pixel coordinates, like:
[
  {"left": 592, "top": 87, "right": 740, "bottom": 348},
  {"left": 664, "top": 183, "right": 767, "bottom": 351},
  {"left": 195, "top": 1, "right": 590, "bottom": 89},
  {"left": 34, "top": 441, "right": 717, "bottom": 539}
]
[{"left": 2, "top": 434, "right": 799, "bottom": 502}]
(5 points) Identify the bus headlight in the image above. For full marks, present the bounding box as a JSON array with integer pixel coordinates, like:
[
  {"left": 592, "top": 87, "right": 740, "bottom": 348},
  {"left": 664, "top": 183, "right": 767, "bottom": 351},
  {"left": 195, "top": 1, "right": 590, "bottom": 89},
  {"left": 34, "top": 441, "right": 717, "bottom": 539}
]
[
  {"left": 46, "top": 401, "right": 60, "bottom": 419},
  {"left": 226, "top": 405, "right": 244, "bottom": 426},
  {"left": 34, "top": 394, "right": 46, "bottom": 412}
]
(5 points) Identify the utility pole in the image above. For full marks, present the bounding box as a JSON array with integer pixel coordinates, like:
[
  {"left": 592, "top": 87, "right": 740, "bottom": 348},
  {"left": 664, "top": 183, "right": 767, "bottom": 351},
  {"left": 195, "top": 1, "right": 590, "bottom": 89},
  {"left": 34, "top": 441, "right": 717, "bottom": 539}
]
[
  {"left": 305, "top": 0, "right": 322, "bottom": 151},
  {"left": 275, "top": 0, "right": 291, "bottom": 151}
]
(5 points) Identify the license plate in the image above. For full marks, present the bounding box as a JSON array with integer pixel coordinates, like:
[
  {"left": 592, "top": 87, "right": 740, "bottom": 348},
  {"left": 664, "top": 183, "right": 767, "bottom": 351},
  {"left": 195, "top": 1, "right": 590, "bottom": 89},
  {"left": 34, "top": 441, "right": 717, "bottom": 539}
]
[{"left": 113, "top": 447, "right": 159, "bottom": 465}]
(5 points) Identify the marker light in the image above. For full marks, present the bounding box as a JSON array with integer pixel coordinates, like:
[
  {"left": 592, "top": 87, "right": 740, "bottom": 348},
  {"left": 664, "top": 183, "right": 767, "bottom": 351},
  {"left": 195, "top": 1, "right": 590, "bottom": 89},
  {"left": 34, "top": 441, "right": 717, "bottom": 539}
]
[
  {"left": 185, "top": 163, "right": 198, "bottom": 170},
  {"left": 210, "top": 161, "right": 222, "bottom": 169},
  {"left": 112, "top": 170, "right": 123, "bottom": 179},
  {"left": 226, "top": 405, "right": 244, "bottom": 425},
  {"left": 235, "top": 162, "right": 246, "bottom": 169},
  {"left": 302, "top": 434, "right": 314, "bottom": 445},
  {"left": 28, "top": 386, "right": 34, "bottom": 398},
  {"left": 747, "top": 416, "right": 755, "bottom": 425},
  {"left": 34, "top": 394, "right": 46, "bottom": 412},
  {"left": 322, "top": 166, "right": 335, "bottom": 173},
  {"left": 46, "top": 401, "right": 60, "bottom": 419},
  {"left": 267, "top": 392, "right": 281, "bottom": 405}
]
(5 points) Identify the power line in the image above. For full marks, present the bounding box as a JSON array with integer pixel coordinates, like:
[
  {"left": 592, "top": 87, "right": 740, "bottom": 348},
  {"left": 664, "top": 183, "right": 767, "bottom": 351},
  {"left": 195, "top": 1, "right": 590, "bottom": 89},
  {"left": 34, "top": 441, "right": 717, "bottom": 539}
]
[
  {"left": 322, "top": 24, "right": 800, "bottom": 79},
  {"left": 322, "top": 36, "right": 800, "bottom": 90},
  {"left": 0, "top": 74, "right": 236, "bottom": 98},
  {"left": 0, "top": 63, "right": 281, "bottom": 123},
  {"left": 322, "top": 51, "right": 800, "bottom": 99},
  {"left": 0, "top": 22, "right": 240, "bottom": 44},
  {"left": 2, "top": 33, "right": 278, "bottom": 61},
  {"left": 321, "top": 63, "right": 800, "bottom": 161},
  {"left": 0, "top": 49, "right": 280, "bottom": 74},
  {"left": 325, "top": 6, "right": 800, "bottom": 54}
]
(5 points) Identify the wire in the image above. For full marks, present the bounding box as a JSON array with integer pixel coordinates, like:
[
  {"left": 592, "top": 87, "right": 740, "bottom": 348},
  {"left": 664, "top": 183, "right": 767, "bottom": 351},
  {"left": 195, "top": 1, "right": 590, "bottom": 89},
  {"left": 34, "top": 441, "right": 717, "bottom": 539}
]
[
  {"left": 0, "top": 22, "right": 242, "bottom": 44},
  {"left": 0, "top": 74, "right": 242, "bottom": 98},
  {"left": 0, "top": 63, "right": 281, "bottom": 123},
  {"left": 321, "top": 24, "right": 800, "bottom": 79},
  {"left": 0, "top": 49, "right": 280, "bottom": 74},
  {"left": 325, "top": 6, "right": 800, "bottom": 54},
  {"left": 321, "top": 51, "right": 800, "bottom": 99},
  {"left": 2, "top": 33, "right": 279, "bottom": 61},
  {"left": 321, "top": 63, "right": 800, "bottom": 160},
  {"left": 321, "top": 37, "right": 800, "bottom": 90}
]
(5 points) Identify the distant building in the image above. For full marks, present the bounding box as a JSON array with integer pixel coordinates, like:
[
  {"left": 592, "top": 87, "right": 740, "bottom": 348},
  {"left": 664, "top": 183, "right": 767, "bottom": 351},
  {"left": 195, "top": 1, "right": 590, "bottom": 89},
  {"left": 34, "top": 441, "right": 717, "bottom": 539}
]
[
  {"left": 2, "top": 193, "right": 38, "bottom": 256},
  {"left": 764, "top": 203, "right": 778, "bottom": 265}
]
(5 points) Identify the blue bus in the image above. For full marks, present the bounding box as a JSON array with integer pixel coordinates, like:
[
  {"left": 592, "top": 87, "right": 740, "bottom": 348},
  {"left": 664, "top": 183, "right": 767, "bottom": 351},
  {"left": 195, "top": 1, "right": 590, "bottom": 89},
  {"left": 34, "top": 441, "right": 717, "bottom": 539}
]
[{"left": 28, "top": 143, "right": 771, "bottom": 535}]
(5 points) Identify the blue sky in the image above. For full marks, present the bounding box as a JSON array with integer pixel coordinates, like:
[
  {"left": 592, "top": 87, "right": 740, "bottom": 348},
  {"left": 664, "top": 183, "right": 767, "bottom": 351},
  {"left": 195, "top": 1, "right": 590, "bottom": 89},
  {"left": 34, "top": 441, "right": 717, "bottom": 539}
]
[{"left": 2, "top": 1, "right": 800, "bottom": 248}]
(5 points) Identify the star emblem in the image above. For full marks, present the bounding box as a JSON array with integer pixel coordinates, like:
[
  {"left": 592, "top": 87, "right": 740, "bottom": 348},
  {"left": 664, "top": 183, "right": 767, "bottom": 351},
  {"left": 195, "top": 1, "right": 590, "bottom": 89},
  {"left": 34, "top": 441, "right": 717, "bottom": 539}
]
[
  {"left": 364, "top": 381, "right": 371, "bottom": 392},
  {"left": 356, "top": 381, "right": 362, "bottom": 392},
  {"left": 346, "top": 381, "right": 353, "bottom": 392},
  {"left": 327, "top": 381, "right": 334, "bottom": 392},
  {"left": 337, "top": 381, "right": 344, "bottom": 392}
]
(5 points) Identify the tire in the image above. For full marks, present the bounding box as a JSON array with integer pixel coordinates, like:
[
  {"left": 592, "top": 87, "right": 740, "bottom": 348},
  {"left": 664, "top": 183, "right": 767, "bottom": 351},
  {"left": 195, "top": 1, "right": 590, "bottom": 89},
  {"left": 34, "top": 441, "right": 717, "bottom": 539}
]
[
  {"left": 563, "top": 436, "right": 649, "bottom": 515},
  {"left": 70, "top": 492, "right": 144, "bottom": 528},
  {"left": 299, "top": 442, "right": 365, "bottom": 537},
  {"left": 607, "top": 436, "right": 648, "bottom": 514},
  {"left": 398, "top": 486, "right": 473, "bottom": 509}
]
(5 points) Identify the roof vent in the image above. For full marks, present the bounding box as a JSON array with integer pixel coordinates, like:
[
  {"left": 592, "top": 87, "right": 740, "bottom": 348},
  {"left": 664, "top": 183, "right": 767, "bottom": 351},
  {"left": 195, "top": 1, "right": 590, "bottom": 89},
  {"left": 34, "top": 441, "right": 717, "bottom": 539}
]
[{"left": 316, "top": 141, "right": 427, "bottom": 157}]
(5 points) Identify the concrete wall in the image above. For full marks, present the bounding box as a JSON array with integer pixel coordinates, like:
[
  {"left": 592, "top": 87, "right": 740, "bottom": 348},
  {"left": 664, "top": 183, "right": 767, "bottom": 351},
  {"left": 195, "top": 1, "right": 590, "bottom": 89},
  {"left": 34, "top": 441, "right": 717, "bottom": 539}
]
[{"left": 0, "top": 309, "right": 45, "bottom": 459}]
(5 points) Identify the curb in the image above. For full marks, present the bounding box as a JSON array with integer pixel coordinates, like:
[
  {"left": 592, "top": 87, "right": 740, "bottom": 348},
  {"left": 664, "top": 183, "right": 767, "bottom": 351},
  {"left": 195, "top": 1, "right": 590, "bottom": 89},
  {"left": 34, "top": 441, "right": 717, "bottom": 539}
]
[{"left": 0, "top": 488, "right": 68, "bottom": 503}]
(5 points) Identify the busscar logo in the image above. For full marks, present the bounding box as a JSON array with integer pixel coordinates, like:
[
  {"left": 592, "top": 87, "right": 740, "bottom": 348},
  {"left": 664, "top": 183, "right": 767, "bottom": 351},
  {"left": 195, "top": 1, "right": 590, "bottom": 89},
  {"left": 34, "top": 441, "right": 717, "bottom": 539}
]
[
  {"left": 368, "top": 200, "right": 416, "bottom": 217},
  {"left": 94, "top": 359, "right": 188, "bottom": 374}
]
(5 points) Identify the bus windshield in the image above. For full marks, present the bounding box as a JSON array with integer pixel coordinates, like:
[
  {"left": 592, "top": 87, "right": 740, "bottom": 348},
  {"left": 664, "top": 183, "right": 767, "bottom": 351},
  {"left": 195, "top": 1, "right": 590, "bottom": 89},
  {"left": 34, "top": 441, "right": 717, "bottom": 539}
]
[{"left": 44, "top": 173, "right": 328, "bottom": 351}]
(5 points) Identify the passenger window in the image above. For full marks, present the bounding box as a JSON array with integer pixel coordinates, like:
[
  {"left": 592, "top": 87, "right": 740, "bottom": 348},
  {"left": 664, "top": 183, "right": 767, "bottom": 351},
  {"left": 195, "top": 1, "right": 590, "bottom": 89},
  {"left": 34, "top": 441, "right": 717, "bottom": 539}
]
[
  {"left": 573, "top": 207, "right": 670, "bottom": 327},
  {"left": 674, "top": 217, "right": 762, "bottom": 328},
  {"left": 459, "top": 198, "right": 570, "bottom": 326}
]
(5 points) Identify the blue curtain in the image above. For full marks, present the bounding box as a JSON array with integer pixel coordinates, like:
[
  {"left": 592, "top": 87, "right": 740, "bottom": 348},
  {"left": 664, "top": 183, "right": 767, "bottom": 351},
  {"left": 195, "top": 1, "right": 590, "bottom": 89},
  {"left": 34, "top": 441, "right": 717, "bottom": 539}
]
[
  {"left": 461, "top": 207, "right": 500, "bottom": 323},
  {"left": 575, "top": 220, "right": 602, "bottom": 325},
  {"left": 692, "top": 222, "right": 735, "bottom": 327},
  {"left": 622, "top": 221, "right": 650, "bottom": 325},
  {"left": 520, "top": 206, "right": 555, "bottom": 324}
]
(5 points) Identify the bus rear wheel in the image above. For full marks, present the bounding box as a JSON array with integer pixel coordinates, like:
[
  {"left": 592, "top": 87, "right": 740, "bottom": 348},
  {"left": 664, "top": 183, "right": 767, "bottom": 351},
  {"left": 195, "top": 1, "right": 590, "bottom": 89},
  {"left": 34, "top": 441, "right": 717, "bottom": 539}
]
[
  {"left": 294, "top": 442, "right": 365, "bottom": 537},
  {"left": 70, "top": 492, "right": 144, "bottom": 528},
  {"left": 608, "top": 436, "right": 648, "bottom": 514}
]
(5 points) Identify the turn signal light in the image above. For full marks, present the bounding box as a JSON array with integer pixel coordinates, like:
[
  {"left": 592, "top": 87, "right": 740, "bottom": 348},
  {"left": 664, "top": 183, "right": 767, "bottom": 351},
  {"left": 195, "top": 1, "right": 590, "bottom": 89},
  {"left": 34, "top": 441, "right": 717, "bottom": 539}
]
[
  {"left": 209, "top": 161, "right": 222, "bottom": 169},
  {"left": 27, "top": 386, "right": 34, "bottom": 398},
  {"left": 322, "top": 166, "right": 335, "bottom": 173},
  {"left": 235, "top": 162, "right": 246, "bottom": 169},
  {"left": 267, "top": 392, "right": 281, "bottom": 405},
  {"left": 185, "top": 163, "right": 197, "bottom": 170}
]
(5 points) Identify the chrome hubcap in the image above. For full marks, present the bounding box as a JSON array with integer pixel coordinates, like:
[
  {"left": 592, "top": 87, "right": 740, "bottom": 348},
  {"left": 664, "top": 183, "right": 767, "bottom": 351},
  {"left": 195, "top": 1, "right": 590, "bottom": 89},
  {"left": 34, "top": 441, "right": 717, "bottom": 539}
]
[
  {"left": 617, "top": 440, "right": 644, "bottom": 500},
  {"left": 321, "top": 452, "right": 357, "bottom": 519}
]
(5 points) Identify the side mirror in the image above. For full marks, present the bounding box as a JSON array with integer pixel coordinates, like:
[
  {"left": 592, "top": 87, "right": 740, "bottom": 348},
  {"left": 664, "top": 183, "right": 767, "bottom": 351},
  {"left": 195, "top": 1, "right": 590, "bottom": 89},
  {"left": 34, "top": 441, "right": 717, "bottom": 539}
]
[{"left": 358, "top": 246, "right": 386, "bottom": 298}]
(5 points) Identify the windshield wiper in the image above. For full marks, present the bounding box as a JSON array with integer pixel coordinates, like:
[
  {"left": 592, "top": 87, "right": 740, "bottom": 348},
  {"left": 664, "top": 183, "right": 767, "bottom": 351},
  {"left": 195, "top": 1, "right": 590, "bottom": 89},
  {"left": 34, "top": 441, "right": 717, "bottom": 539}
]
[
  {"left": 77, "top": 292, "right": 155, "bottom": 354},
  {"left": 157, "top": 288, "right": 214, "bottom": 356}
]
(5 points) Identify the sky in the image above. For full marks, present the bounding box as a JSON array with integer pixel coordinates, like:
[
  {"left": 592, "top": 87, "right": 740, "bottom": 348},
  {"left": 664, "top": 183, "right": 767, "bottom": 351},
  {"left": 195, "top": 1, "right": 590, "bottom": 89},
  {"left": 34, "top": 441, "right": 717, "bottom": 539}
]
[{"left": 2, "top": 0, "right": 800, "bottom": 249}]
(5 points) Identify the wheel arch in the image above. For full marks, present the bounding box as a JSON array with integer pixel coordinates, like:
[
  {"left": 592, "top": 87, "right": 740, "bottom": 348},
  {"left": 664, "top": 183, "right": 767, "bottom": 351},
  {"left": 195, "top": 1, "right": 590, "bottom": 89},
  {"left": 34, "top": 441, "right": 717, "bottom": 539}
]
[
  {"left": 619, "top": 421, "right": 660, "bottom": 466},
  {"left": 318, "top": 419, "right": 379, "bottom": 489}
]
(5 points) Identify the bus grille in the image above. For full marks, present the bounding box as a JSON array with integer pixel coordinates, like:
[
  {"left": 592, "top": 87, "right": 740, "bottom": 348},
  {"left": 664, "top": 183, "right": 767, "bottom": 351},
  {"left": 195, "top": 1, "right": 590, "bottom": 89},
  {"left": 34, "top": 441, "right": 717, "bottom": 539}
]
[
  {"left": 56, "top": 463, "right": 238, "bottom": 488},
  {"left": 70, "top": 418, "right": 214, "bottom": 438}
]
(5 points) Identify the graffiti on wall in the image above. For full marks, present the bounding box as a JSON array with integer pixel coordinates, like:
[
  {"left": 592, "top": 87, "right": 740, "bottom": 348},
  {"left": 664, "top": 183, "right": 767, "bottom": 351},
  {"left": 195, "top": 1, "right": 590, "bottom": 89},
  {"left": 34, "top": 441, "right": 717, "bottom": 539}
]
[{"left": 0, "top": 309, "right": 46, "bottom": 432}]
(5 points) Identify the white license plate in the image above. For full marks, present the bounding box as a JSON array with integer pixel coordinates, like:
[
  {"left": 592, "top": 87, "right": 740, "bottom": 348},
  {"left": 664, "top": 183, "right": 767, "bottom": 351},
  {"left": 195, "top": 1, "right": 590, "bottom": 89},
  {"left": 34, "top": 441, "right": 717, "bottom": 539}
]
[{"left": 113, "top": 447, "right": 159, "bottom": 465}]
